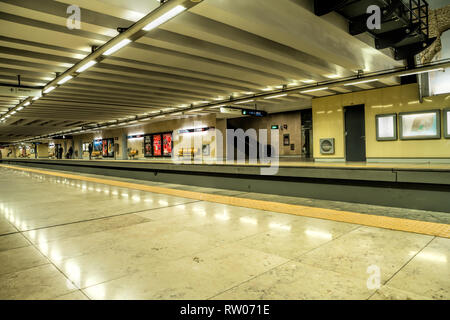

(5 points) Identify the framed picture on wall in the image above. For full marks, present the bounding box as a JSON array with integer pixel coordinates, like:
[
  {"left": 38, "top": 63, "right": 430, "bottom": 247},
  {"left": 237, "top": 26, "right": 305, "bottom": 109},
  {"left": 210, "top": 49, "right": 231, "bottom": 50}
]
[
  {"left": 102, "top": 139, "right": 108, "bottom": 157},
  {"left": 399, "top": 110, "right": 441, "bottom": 140},
  {"left": 376, "top": 114, "right": 397, "bottom": 141},
  {"left": 153, "top": 134, "right": 162, "bottom": 157},
  {"left": 144, "top": 135, "right": 153, "bottom": 157},
  {"left": 107, "top": 138, "right": 114, "bottom": 157},
  {"left": 162, "top": 133, "right": 173, "bottom": 157},
  {"left": 93, "top": 140, "right": 102, "bottom": 152},
  {"left": 444, "top": 108, "right": 450, "bottom": 139}
]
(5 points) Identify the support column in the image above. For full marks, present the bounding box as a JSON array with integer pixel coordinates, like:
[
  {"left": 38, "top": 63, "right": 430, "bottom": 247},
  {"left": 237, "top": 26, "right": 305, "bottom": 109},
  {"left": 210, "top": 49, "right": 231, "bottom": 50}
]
[{"left": 122, "top": 133, "right": 128, "bottom": 160}]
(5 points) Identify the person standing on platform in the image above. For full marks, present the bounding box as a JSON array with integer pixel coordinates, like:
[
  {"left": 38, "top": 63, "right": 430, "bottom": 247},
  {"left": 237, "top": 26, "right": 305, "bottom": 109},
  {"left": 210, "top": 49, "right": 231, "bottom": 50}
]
[
  {"left": 88, "top": 143, "right": 93, "bottom": 160},
  {"left": 68, "top": 146, "right": 73, "bottom": 159}
]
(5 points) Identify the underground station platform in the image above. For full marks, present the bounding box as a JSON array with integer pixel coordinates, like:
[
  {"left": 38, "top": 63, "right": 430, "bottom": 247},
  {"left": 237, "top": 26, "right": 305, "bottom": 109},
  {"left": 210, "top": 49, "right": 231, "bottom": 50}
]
[
  {"left": 0, "top": 0, "right": 449, "bottom": 307},
  {"left": 2, "top": 158, "right": 450, "bottom": 213}
]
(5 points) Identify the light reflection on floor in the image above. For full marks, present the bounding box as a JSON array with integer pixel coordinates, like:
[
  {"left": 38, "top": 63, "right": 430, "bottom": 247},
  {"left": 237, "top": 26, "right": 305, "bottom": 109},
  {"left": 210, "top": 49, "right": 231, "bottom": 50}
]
[{"left": 0, "top": 167, "right": 448, "bottom": 300}]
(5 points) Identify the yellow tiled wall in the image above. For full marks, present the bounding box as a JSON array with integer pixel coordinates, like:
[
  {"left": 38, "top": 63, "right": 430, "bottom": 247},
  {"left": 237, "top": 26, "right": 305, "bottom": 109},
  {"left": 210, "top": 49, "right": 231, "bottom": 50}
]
[{"left": 313, "top": 83, "right": 450, "bottom": 159}]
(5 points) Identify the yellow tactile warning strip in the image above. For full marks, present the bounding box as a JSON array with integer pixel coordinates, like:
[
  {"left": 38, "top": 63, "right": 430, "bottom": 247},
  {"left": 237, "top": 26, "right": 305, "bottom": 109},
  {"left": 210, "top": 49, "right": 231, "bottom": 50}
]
[{"left": 1, "top": 164, "right": 449, "bottom": 238}]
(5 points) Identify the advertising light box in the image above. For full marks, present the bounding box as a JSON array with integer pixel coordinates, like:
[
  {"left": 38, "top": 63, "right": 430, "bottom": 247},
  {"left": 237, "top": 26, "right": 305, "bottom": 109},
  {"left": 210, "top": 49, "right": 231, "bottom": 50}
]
[
  {"left": 163, "top": 133, "right": 172, "bottom": 156},
  {"left": 153, "top": 134, "right": 162, "bottom": 157},
  {"left": 444, "top": 108, "right": 450, "bottom": 139},
  {"left": 399, "top": 110, "right": 441, "bottom": 140},
  {"left": 376, "top": 114, "right": 397, "bottom": 141}
]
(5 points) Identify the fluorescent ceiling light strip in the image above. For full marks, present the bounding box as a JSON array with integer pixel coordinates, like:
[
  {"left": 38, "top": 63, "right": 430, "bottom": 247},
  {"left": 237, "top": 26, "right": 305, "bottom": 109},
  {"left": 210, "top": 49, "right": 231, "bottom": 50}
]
[
  {"left": 76, "top": 61, "right": 97, "bottom": 73},
  {"left": 11, "top": 111, "right": 16, "bottom": 115},
  {"left": 344, "top": 79, "right": 379, "bottom": 86},
  {"left": 43, "top": 86, "right": 55, "bottom": 94},
  {"left": 32, "top": 96, "right": 40, "bottom": 101},
  {"left": 17, "top": 107, "right": 24, "bottom": 111},
  {"left": 399, "top": 68, "right": 444, "bottom": 77},
  {"left": 142, "top": 5, "right": 186, "bottom": 31},
  {"left": 234, "top": 99, "right": 254, "bottom": 104},
  {"left": 103, "top": 39, "right": 131, "bottom": 56},
  {"left": 264, "top": 94, "right": 288, "bottom": 100},
  {"left": 23, "top": 102, "right": 30, "bottom": 106},
  {"left": 57, "top": 75, "right": 73, "bottom": 85},
  {"left": 300, "top": 87, "right": 329, "bottom": 93}
]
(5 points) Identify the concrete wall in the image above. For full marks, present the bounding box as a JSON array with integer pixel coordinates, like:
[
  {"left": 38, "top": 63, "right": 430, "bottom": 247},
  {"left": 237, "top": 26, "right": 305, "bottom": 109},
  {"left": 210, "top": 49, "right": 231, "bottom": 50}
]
[{"left": 312, "top": 83, "right": 450, "bottom": 161}]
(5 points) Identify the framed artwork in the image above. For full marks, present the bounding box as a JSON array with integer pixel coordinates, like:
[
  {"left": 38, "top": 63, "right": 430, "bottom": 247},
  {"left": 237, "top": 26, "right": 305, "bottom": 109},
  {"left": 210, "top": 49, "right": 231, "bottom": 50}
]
[
  {"left": 153, "top": 134, "right": 162, "bottom": 157},
  {"left": 376, "top": 114, "right": 397, "bottom": 141},
  {"left": 162, "top": 133, "right": 173, "bottom": 157},
  {"left": 107, "top": 138, "right": 114, "bottom": 157},
  {"left": 93, "top": 140, "right": 102, "bottom": 152},
  {"left": 444, "top": 108, "right": 450, "bottom": 139},
  {"left": 102, "top": 140, "right": 108, "bottom": 157},
  {"left": 144, "top": 135, "right": 153, "bottom": 157},
  {"left": 399, "top": 110, "right": 441, "bottom": 140}
]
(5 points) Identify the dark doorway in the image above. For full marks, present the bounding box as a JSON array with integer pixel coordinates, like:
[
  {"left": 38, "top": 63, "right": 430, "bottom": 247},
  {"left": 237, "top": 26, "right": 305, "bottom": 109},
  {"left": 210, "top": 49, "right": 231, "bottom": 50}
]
[
  {"left": 344, "top": 105, "right": 366, "bottom": 162},
  {"left": 300, "top": 109, "right": 313, "bottom": 159}
]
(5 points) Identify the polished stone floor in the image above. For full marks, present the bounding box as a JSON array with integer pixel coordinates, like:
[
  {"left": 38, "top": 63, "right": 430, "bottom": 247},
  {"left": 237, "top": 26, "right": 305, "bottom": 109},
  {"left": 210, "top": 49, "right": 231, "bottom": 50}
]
[{"left": 0, "top": 167, "right": 448, "bottom": 300}]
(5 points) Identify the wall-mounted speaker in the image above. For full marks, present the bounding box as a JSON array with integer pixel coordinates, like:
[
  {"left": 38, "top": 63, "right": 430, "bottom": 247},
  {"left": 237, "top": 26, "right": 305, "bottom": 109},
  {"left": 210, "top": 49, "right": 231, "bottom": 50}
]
[{"left": 320, "top": 138, "right": 335, "bottom": 155}]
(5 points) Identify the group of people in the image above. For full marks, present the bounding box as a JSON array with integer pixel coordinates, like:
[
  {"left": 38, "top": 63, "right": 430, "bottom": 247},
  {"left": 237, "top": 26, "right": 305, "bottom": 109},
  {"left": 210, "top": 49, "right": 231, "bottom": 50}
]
[{"left": 54, "top": 146, "right": 74, "bottom": 159}]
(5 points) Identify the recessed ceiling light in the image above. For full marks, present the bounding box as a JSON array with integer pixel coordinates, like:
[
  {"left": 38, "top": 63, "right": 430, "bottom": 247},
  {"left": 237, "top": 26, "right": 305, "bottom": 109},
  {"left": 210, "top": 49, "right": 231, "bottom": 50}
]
[
  {"left": 264, "top": 94, "right": 288, "bottom": 100},
  {"left": 57, "top": 75, "right": 73, "bottom": 85},
  {"left": 344, "top": 79, "right": 379, "bottom": 86},
  {"left": 43, "top": 86, "right": 55, "bottom": 94},
  {"left": 399, "top": 68, "right": 444, "bottom": 77},
  {"left": 234, "top": 99, "right": 254, "bottom": 104},
  {"left": 103, "top": 39, "right": 132, "bottom": 56},
  {"left": 76, "top": 61, "right": 97, "bottom": 73},
  {"left": 300, "top": 87, "right": 329, "bottom": 93},
  {"left": 142, "top": 5, "right": 186, "bottom": 31}
]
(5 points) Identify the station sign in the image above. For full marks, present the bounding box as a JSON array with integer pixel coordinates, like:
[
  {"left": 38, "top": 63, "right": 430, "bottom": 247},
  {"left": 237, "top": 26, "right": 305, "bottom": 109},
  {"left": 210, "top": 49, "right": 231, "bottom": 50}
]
[
  {"left": 242, "top": 109, "right": 267, "bottom": 117},
  {"left": 178, "top": 126, "right": 214, "bottom": 134},
  {"left": 220, "top": 107, "right": 242, "bottom": 115},
  {"left": 0, "top": 86, "right": 42, "bottom": 97}
]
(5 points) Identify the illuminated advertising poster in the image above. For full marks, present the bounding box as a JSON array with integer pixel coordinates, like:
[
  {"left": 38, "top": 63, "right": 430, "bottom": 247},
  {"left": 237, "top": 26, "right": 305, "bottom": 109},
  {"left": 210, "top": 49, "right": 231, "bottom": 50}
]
[
  {"left": 153, "top": 134, "right": 162, "bottom": 157},
  {"left": 163, "top": 133, "right": 172, "bottom": 156},
  {"left": 144, "top": 135, "right": 152, "bottom": 157},
  {"left": 93, "top": 140, "right": 102, "bottom": 152},
  {"left": 102, "top": 139, "right": 108, "bottom": 157},
  {"left": 399, "top": 110, "right": 440, "bottom": 140},
  {"left": 107, "top": 138, "right": 114, "bottom": 157},
  {"left": 376, "top": 114, "right": 397, "bottom": 141},
  {"left": 446, "top": 109, "right": 450, "bottom": 138}
]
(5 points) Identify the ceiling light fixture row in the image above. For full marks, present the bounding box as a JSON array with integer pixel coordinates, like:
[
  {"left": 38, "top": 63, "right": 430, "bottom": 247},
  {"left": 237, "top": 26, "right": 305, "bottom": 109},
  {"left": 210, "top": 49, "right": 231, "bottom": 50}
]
[
  {"left": 12, "top": 58, "right": 450, "bottom": 141},
  {"left": 1, "top": 0, "right": 198, "bottom": 125}
]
